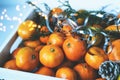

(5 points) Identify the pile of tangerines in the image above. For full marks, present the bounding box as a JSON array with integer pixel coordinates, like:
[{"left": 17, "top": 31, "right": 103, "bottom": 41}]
[{"left": 3, "top": 7, "right": 120, "bottom": 80}]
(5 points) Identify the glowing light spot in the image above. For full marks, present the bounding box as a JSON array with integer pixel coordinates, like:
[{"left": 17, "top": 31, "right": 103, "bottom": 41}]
[
  {"left": 28, "top": 4, "right": 32, "bottom": 7},
  {"left": 39, "top": 12, "right": 42, "bottom": 15},
  {"left": 44, "top": 15, "right": 48, "bottom": 20},
  {"left": 4, "top": 9, "right": 7, "bottom": 12},
  {"left": 18, "top": 18, "right": 21, "bottom": 21},
  {"left": 10, "top": 25, "right": 14, "bottom": 29},
  {"left": 32, "top": 2, "right": 36, "bottom": 5},
  {"left": 23, "top": 5, "right": 26, "bottom": 9},
  {"left": 19, "top": 13, "right": 23, "bottom": 16},
  {"left": 2, "top": 11, "right": 5, "bottom": 15},
  {"left": 0, "top": 23, "right": 3, "bottom": 26},
  {"left": 29, "top": 27, "right": 35, "bottom": 31},
  {"left": 5, "top": 14, "right": 8, "bottom": 18},
  {"left": 12, "top": 16, "right": 18, "bottom": 21},
  {"left": 16, "top": 5, "right": 20, "bottom": 11},
  {"left": 0, "top": 16, "right": 4, "bottom": 20},
  {"left": 2, "top": 9, "right": 7, "bottom": 15},
  {"left": 38, "top": 25, "right": 41, "bottom": 28},
  {"left": 0, "top": 28, "right": 2, "bottom": 31},
  {"left": 6, "top": 17, "right": 11, "bottom": 21},
  {"left": 3, "top": 26, "right": 6, "bottom": 32},
  {"left": 18, "top": 20, "right": 22, "bottom": 24},
  {"left": 18, "top": 18, "right": 22, "bottom": 23}
]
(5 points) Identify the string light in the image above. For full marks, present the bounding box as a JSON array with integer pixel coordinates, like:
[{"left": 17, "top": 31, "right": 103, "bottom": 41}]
[
  {"left": 6, "top": 17, "right": 11, "bottom": 21},
  {"left": 0, "top": 16, "right": 4, "bottom": 20},
  {"left": 16, "top": 5, "right": 20, "bottom": 11},
  {"left": 0, "top": 28, "right": 2, "bottom": 31},
  {"left": 0, "top": 23, "right": 3, "bottom": 26},
  {"left": 10, "top": 25, "right": 14, "bottom": 29},
  {"left": 0, "top": 2, "right": 30, "bottom": 32},
  {"left": 1, "top": 9, "right": 7, "bottom": 15},
  {"left": 19, "top": 13, "right": 23, "bottom": 16},
  {"left": 3, "top": 26, "right": 6, "bottom": 32}
]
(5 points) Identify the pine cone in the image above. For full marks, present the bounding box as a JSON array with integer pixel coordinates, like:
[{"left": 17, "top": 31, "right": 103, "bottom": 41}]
[{"left": 98, "top": 61, "right": 120, "bottom": 80}]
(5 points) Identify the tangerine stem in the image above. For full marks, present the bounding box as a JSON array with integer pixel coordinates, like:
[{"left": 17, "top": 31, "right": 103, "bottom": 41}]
[
  {"left": 32, "top": 55, "right": 36, "bottom": 59},
  {"left": 50, "top": 48, "right": 55, "bottom": 52}
]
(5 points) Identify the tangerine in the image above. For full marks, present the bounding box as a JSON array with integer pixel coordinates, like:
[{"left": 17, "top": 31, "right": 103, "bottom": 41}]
[
  {"left": 23, "top": 40, "right": 40, "bottom": 48},
  {"left": 56, "top": 67, "right": 77, "bottom": 80},
  {"left": 62, "top": 24, "right": 72, "bottom": 37},
  {"left": 16, "top": 47, "right": 39, "bottom": 71},
  {"left": 105, "top": 25, "right": 120, "bottom": 31},
  {"left": 35, "top": 45, "right": 44, "bottom": 52},
  {"left": 108, "top": 39, "right": 120, "bottom": 61},
  {"left": 40, "top": 26, "right": 49, "bottom": 32},
  {"left": 85, "top": 46, "right": 108, "bottom": 69},
  {"left": 17, "top": 20, "right": 37, "bottom": 40},
  {"left": 3, "top": 59, "right": 19, "bottom": 70},
  {"left": 51, "top": 7, "right": 63, "bottom": 15},
  {"left": 39, "top": 35, "right": 49, "bottom": 44},
  {"left": 39, "top": 45, "right": 64, "bottom": 68},
  {"left": 35, "top": 66, "right": 55, "bottom": 76},
  {"left": 63, "top": 36, "right": 86, "bottom": 61},
  {"left": 74, "top": 63, "right": 97, "bottom": 80},
  {"left": 47, "top": 32, "right": 65, "bottom": 47},
  {"left": 11, "top": 47, "right": 21, "bottom": 59}
]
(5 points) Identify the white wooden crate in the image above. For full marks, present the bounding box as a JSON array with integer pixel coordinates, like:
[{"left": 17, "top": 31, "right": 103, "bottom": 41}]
[{"left": 0, "top": 10, "right": 66, "bottom": 80}]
